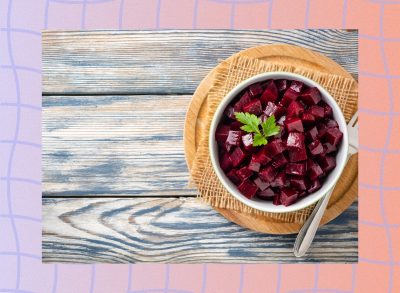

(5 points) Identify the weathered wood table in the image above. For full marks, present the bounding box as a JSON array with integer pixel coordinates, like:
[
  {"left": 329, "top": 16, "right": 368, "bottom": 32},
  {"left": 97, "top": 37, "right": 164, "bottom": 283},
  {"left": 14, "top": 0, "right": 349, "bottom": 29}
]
[{"left": 42, "top": 30, "right": 358, "bottom": 263}]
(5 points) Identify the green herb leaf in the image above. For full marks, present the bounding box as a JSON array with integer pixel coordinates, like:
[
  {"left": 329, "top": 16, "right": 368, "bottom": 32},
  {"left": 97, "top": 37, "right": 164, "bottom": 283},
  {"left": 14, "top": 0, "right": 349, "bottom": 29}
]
[
  {"left": 234, "top": 112, "right": 260, "bottom": 134},
  {"left": 253, "top": 133, "right": 268, "bottom": 146},
  {"left": 261, "top": 115, "right": 281, "bottom": 137}
]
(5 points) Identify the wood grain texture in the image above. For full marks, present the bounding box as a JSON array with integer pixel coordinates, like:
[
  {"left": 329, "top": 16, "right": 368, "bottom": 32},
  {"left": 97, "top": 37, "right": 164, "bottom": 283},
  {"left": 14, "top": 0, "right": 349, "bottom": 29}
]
[
  {"left": 43, "top": 30, "right": 358, "bottom": 95},
  {"left": 43, "top": 95, "right": 196, "bottom": 196},
  {"left": 42, "top": 198, "right": 358, "bottom": 263}
]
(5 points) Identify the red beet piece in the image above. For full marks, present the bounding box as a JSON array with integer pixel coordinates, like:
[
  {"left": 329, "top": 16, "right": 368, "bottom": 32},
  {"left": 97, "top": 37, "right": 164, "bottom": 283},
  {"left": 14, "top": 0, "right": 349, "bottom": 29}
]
[
  {"left": 248, "top": 156, "right": 261, "bottom": 172},
  {"left": 234, "top": 91, "right": 252, "bottom": 112},
  {"left": 248, "top": 83, "right": 263, "bottom": 98},
  {"left": 224, "top": 106, "right": 236, "bottom": 120},
  {"left": 243, "top": 99, "right": 262, "bottom": 116},
  {"left": 236, "top": 166, "right": 253, "bottom": 180},
  {"left": 290, "top": 176, "right": 308, "bottom": 190},
  {"left": 306, "top": 126, "right": 319, "bottom": 142},
  {"left": 319, "top": 101, "right": 333, "bottom": 118},
  {"left": 241, "top": 133, "right": 255, "bottom": 152},
  {"left": 289, "top": 147, "right": 307, "bottom": 162},
  {"left": 273, "top": 194, "right": 281, "bottom": 205},
  {"left": 227, "top": 169, "right": 241, "bottom": 185},
  {"left": 281, "top": 81, "right": 304, "bottom": 106},
  {"left": 257, "top": 188, "right": 275, "bottom": 199},
  {"left": 264, "top": 102, "right": 285, "bottom": 119},
  {"left": 318, "top": 155, "right": 336, "bottom": 173},
  {"left": 309, "top": 105, "right": 325, "bottom": 120},
  {"left": 271, "top": 171, "right": 286, "bottom": 188},
  {"left": 286, "top": 132, "right": 305, "bottom": 149},
  {"left": 285, "top": 117, "right": 304, "bottom": 132},
  {"left": 287, "top": 100, "right": 305, "bottom": 118},
  {"left": 285, "top": 162, "right": 306, "bottom": 176},
  {"left": 323, "top": 127, "right": 343, "bottom": 146},
  {"left": 215, "top": 124, "right": 230, "bottom": 144},
  {"left": 238, "top": 179, "right": 258, "bottom": 199},
  {"left": 307, "top": 160, "right": 324, "bottom": 180},
  {"left": 271, "top": 153, "right": 288, "bottom": 169},
  {"left": 325, "top": 119, "right": 339, "bottom": 128},
  {"left": 252, "top": 150, "right": 271, "bottom": 165},
  {"left": 316, "top": 122, "right": 329, "bottom": 138},
  {"left": 226, "top": 130, "right": 242, "bottom": 147},
  {"left": 264, "top": 139, "right": 286, "bottom": 157},
  {"left": 260, "top": 80, "right": 278, "bottom": 104},
  {"left": 230, "top": 147, "right": 247, "bottom": 167},
  {"left": 254, "top": 177, "right": 270, "bottom": 191},
  {"left": 272, "top": 125, "right": 286, "bottom": 139},
  {"left": 323, "top": 142, "right": 337, "bottom": 154},
  {"left": 301, "top": 112, "right": 315, "bottom": 127},
  {"left": 259, "top": 165, "right": 277, "bottom": 183},
  {"left": 300, "top": 87, "right": 322, "bottom": 105},
  {"left": 280, "top": 187, "right": 299, "bottom": 206},
  {"left": 219, "top": 152, "right": 233, "bottom": 172},
  {"left": 308, "top": 139, "right": 324, "bottom": 156},
  {"left": 277, "top": 79, "right": 289, "bottom": 92},
  {"left": 308, "top": 179, "right": 322, "bottom": 193}
]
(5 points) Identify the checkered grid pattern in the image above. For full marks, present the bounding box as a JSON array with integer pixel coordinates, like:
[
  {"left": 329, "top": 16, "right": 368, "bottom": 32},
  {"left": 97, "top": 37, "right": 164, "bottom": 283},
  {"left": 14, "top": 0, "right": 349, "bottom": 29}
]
[{"left": 0, "top": 0, "right": 399, "bottom": 292}]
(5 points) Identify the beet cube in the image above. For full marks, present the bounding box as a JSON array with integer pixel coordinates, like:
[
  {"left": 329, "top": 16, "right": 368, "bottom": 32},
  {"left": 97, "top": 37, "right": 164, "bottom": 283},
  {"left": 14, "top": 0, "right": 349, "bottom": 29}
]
[
  {"left": 227, "top": 169, "right": 241, "bottom": 185},
  {"left": 230, "top": 121, "right": 242, "bottom": 131},
  {"left": 301, "top": 112, "right": 315, "bottom": 127},
  {"left": 319, "top": 101, "right": 333, "bottom": 118},
  {"left": 215, "top": 124, "right": 230, "bottom": 144},
  {"left": 252, "top": 150, "right": 271, "bottom": 165},
  {"left": 325, "top": 119, "right": 339, "bottom": 128},
  {"left": 260, "top": 80, "right": 278, "bottom": 104},
  {"left": 281, "top": 81, "right": 304, "bottom": 107},
  {"left": 300, "top": 87, "right": 322, "bottom": 105},
  {"left": 230, "top": 147, "right": 247, "bottom": 167},
  {"left": 277, "top": 79, "right": 289, "bottom": 92},
  {"left": 307, "top": 161, "right": 323, "bottom": 181},
  {"left": 273, "top": 194, "right": 281, "bottom": 205},
  {"left": 290, "top": 80, "right": 304, "bottom": 92},
  {"left": 280, "top": 188, "right": 299, "bottom": 206},
  {"left": 316, "top": 122, "right": 329, "bottom": 138},
  {"left": 272, "top": 125, "right": 285, "bottom": 139},
  {"left": 257, "top": 188, "right": 275, "bottom": 199},
  {"left": 234, "top": 91, "right": 252, "bottom": 112},
  {"left": 219, "top": 152, "right": 233, "bottom": 172},
  {"left": 285, "top": 117, "right": 304, "bottom": 132},
  {"left": 264, "top": 102, "right": 285, "bottom": 119},
  {"left": 271, "top": 171, "right": 286, "bottom": 188},
  {"left": 287, "top": 100, "right": 305, "bottom": 118},
  {"left": 271, "top": 153, "right": 288, "bottom": 169},
  {"left": 323, "top": 128, "right": 343, "bottom": 146},
  {"left": 323, "top": 142, "right": 337, "bottom": 154},
  {"left": 243, "top": 99, "right": 262, "bottom": 116},
  {"left": 285, "top": 162, "right": 306, "bottom": 176},
  {"left": 224, "top": 106, "right": 235, "bottom": 120},
  {"left": 259, "top": 166, "right": 277, "bottom": 183},
  {"left": 286, "top": 132, "right": 305, "bottom": 149},
  {"left": 308, "top": 179, "right": 322, "bottom": 193},
  {"left": 308, "top": 139, "right": 324, "bottom": 156},
  {"left": 248, "top": 156, "right": 261, "bottom": 172},
  {"left": 238, "top": 179, "right": 258, "bottom": 199},
  {"left": 264, "top": 139, "right": 285, "bottom": 157},
  {"left": 242, "top": 133, "right": 255, "bottom": 152},
  {"left": 288, "top": 147, "right": 307, "bottom": 162},
  {"left": 226, "top": 130, "right": 242, "bottom": 147},
  {"left": 254, "top": 177, "right": 270, "bottom": 191},
  {"left": 318, "top": 155, "right": 336, "bottom": 173},
  {"left": 248, "top": 83, "right": 263, "bottom": 98},
  {"left": 309, "top": 105, "right": 325, "bottom": 120},
  {"left": 306, "top": 126, "right": 319, "bottom": 142},
  {"left": 236, "top": 166, "right": 253, "bottom": 180},
  {"left": 290, "top": 176, "right": 308, "bottom": 190}
]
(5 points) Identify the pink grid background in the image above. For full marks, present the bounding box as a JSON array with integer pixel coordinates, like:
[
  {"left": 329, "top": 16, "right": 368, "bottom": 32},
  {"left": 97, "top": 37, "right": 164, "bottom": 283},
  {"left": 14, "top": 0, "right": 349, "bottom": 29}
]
[{"left": 0, "top": 0, "right": 399, "bottom": 292}]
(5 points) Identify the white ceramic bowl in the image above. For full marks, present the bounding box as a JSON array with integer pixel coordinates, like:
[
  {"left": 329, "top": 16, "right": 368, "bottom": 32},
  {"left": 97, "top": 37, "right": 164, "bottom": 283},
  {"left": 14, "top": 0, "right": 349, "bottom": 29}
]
[{"left": 209, "top": 72, "right": 348, "bottom": 213}]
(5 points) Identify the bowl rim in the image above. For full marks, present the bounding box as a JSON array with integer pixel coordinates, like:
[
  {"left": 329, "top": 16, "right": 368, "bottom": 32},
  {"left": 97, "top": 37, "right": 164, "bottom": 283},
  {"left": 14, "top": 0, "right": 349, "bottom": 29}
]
[{"left": 209, "top": 72, "right": 349, "bottom": 213}]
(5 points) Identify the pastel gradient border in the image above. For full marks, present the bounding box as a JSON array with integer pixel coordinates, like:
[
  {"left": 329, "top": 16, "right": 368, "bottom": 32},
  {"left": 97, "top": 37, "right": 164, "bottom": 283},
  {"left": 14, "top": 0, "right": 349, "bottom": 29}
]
[{"left": 0, "top": 0, "right": 399, "bottom": 292}]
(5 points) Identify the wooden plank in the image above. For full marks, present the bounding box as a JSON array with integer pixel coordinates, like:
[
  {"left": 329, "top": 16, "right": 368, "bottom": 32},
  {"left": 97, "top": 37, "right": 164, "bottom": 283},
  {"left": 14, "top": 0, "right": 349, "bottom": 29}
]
[
  {"left": 43, "top": 95, "right": 196, "bottom": 196},
  {"left": 43, "top": 30, "right": 358, "bottom": 95},
  {"left": 42, "top": 197, "right": 358, "bottom": 263}
]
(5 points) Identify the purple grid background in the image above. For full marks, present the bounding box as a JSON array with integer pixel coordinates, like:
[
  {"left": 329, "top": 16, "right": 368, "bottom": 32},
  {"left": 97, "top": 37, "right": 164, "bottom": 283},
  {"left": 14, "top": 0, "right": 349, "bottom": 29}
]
[{"left": 0, "top": 0, "right": 399, "bottom": 292}]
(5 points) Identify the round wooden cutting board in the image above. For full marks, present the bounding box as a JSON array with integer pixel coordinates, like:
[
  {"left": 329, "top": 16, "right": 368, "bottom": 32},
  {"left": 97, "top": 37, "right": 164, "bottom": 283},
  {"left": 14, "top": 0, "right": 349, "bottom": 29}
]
[{"left": 184, "top": 44, "right": 358, "bottom": 234}]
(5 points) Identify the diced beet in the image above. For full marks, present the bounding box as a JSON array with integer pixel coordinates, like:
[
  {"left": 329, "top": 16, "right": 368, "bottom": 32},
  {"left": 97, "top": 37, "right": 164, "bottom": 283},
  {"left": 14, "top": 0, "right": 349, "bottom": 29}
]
[
  {"left": 273, "top": 125, "right": 286, "bottom": 139},
  {"left": 238, "top": 179, "right": 258, "bottom": 199},
  {"left": 260, "top": 80, "right": 278, "bottom": 104},
  {"left": 325, "top": 119, "right": 339, "bottom": 128},
  {"left": 301, "top": 112, "right": 315, "bottom": 127},
  {"left": 318, "top": 155, "right": 336, "bottom": 173},
  {"left": 306, "top": 126, "right": 319, "bottom": 142},
  {"left": 300, "top": 87, "right": 322, "bottom": 105},
  {"left": 285, "top": 162, "right": 306, "bottom": 176},
  {"left": 248, "top": 83, "right": 263, "bottom": 98},
  {"left": 286, "top": 132, "right": 305, "bottom": 149},
  {"left": 224, "top": 106, "right": 235, "bottom": 120},
  {"left": 290, "top": 176, "right": 308, "bottom": 190},
  {"left": 308, "top": 139, "right": 324, "bottom": 156},
  {"left": 257, "top": 188, "right": 275, "bottom": 199},
  {"left": 227, "top": 169, "right": 241, "bottom": 185},
  {"left": 280, "top": 81, "right": 303, "bottom": 107},
  {"left": 219, "top": 152, "right": 233, "bottom": 172},
  {"left": 319, "top": 100, "right": 333, "bottom": 118},
  {"left": 237, "top": 166, "right": 253, "bottom": 180},
  {"left": 243, "top": 99, "right": 262, "bottom": 116},
  {"left": 248, "top": 156, "right": 261, "bottom": 172},
  {"left": 254, "top": 177, "right": 270, "bottom": 191},
  {"left": 290, "top": 80, "right": 304, "bottom": 93},
  {"left": 309, "top": 105, "right": 325, "bottom": 120},
  {"left": 287, "top": 100, "right": 305, "bottom": 118},
  {"left": 285, "top": 117, "right": 304, "bottom": 132},
  {"left": 226, "top": 130, "right": 242, "bottom": 147},
  {"left": 307, "top": 161, "right": 324, "bottom": 181},
  {"left": 242, "top": 133, "right": 255, "bottom": 152},
  {"left": 264, "top": 102, "right": 285, "bottom": 119},
  {"left": 277, "top": 79, "right": 289, "bottom": 92},
  {"left": 252, "top": 150, "right": 271, "bottom": 165},
  {"left": 230, "top": 121, "right": 242, "bottom": 131},
  {"left": 323, "top": 127, "right": 343, "bottom": 146},
  {"left": 271, "top": 171, "right": 286, "bottom": 188},
  {"left": 280, "top": 187, "right": 299, "bottom": 206},
  {"left": 234, "top": 91, "right": 252, "bottom": 112},
  {"left": 273, "top": 194, "right": 281, "bottom": 205},
  {"left": 215, "top": 124, "right": 230, "bottom": 144},
  {"left": 230, "top": 147, "right": 247, "bottom": 167},
  {"left": 288, "top": 147, "right": 307, "bottom": 162},
  {"left": 308, "top": 179, "right": 322, "bottom": 193},
  {"left": 323, "top": 142, "right": 337, "bottom": 154},
  {"left": 264, "top": 139, "right": 286, "bottom": 157},
  {"left": 259, "top": 165, "right": 277, "bottom": 183},
  {"left": 271, "top": 153, "right": 288, "bottom": 169}
]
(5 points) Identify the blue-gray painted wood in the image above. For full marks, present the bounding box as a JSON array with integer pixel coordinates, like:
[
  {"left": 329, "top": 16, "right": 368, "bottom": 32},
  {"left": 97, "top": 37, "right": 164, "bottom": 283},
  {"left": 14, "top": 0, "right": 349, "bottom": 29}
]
[{"left": 42, "top": 198, "right": 358, "bottom": 263}]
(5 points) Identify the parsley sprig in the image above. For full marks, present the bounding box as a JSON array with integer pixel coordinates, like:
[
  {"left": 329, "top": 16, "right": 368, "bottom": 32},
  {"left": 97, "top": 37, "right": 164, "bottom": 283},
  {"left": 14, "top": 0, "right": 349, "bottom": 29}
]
[{"left": 234, "top": 112, "right": 280, "bottom": 146}]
